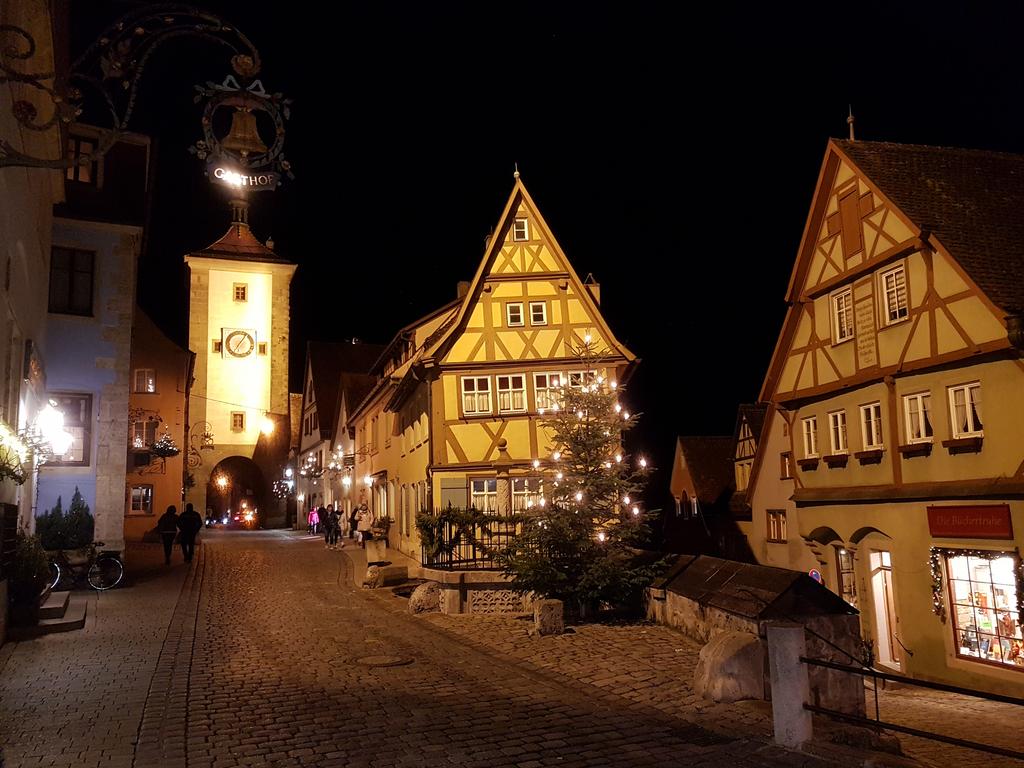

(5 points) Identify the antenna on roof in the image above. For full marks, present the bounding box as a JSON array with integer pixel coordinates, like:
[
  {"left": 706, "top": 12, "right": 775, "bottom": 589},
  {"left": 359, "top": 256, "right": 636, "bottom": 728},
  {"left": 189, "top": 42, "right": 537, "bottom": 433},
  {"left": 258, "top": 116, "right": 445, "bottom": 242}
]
[
  {"left": 513, "top": 162, "right": 520, "bottom": 180},
  {"left": 847, "top": 105, "right": 856, "bottom": 141}
]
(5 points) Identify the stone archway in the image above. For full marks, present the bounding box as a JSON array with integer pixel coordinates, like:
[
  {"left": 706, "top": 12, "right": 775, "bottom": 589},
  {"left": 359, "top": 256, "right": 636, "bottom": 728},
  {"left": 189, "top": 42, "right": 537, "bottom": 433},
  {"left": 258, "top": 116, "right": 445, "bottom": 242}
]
[{"left": 206, "top": 456, "right": 267, "bottom": 527}]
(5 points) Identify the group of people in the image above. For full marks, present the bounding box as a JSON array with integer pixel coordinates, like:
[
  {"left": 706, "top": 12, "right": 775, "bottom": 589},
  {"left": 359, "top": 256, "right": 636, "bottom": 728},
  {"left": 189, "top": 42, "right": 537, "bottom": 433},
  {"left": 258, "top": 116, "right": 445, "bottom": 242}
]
[
  {"left": 156, "top": 503, "right": 203, "bottom": 565},
  {"left": 306, "top": 502, "right": 375, "bottom": 549}
]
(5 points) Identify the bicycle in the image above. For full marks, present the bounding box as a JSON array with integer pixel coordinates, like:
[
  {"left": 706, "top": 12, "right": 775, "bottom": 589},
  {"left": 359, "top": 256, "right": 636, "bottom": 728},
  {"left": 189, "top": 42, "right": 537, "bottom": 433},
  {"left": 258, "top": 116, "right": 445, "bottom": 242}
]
[{"left": 47, "top": 542, "right": 125, "bottom": 591}]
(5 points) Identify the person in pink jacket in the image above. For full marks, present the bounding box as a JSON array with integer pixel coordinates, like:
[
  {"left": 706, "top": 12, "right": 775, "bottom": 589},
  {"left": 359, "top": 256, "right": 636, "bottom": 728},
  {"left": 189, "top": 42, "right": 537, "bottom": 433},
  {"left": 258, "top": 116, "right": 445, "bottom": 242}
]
[{"left": 307, "top": 507, "right": 319, "bottom": 535}]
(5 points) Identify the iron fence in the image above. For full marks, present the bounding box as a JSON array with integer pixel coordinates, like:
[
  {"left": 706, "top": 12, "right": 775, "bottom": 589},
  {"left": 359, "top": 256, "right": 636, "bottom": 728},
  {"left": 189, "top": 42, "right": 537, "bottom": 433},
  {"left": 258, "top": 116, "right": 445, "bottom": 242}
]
[
  {"left": 421, "top": 517, "right": 520, "bottom": 571},
  {"left": 801, "top": 655, "right": 1024, "bottom": 761}
]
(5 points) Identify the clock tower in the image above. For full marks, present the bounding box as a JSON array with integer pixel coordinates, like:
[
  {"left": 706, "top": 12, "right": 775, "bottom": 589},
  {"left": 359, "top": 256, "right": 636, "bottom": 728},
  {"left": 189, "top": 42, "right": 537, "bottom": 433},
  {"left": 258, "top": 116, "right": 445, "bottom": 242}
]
[{"left": 184, "top": 200, "right": 296, "bottom": 517}]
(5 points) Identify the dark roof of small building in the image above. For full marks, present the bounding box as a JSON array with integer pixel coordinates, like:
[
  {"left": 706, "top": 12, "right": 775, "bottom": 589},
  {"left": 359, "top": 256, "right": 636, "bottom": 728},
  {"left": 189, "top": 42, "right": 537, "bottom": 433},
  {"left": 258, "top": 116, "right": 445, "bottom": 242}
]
[
  {"left": 835, "top": 139, "right": 1024, "bottom": 313},
  {"left": 191, "top": 222, "right": 293, "bottom": 264},
  {"left": 307, "top": 341, "right": 385, "bottom": 439},
  {"left": 676, "top": 436, "right": 734, "bottom": 505},
  {"left": 653, "top": 554, "right": 856, "bottom": 620},
  {"left": 339, "top": 373, "right": 377, "bottom": 416}
]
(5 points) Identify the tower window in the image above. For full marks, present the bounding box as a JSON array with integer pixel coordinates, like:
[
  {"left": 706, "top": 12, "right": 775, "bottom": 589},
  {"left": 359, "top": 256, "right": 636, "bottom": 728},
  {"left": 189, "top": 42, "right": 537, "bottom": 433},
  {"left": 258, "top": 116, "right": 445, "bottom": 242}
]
[
  {"left": 233, "top": 283, "right": 248, "bottom": 302},
  {"left": 231, "top": 412, "right": 245, "bottom": 432},
  {"left": 258, "top": 342, "right": 268, "bottom": 355},
  {"left": 513, "top": 219, "right": 529, "bottom": 241},
  {"left": 212, "top": 339, "right": 223, "bottom": 353}
]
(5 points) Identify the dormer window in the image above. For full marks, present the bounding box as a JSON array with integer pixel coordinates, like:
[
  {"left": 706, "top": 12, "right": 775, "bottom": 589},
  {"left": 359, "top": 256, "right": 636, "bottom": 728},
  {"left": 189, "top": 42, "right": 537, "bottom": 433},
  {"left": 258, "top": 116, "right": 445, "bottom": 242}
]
[{"left": 513, "top": 219, "right": 529, "bottom": 241}]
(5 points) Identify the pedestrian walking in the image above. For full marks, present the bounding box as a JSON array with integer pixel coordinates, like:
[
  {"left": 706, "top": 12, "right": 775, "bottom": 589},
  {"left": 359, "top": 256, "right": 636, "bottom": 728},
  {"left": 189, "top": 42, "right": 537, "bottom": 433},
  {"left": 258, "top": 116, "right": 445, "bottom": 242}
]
[
  {"left": 348, "top": 505, "right": 359, "bottom": 540},
  {"left": 308, "top": 506, "right": 319, "bottom": 536},
  {"left": 177, "top": 502, "right": 203, "bottom": 564},
  {"left": 157, "top": 505, "right": 179, "bottom": 565},
  {"left": 356, "top": 502, "right": 373, "bottom": 548},
  {"left": 325, "top": 504, "right": 342, "bottom": 550}
]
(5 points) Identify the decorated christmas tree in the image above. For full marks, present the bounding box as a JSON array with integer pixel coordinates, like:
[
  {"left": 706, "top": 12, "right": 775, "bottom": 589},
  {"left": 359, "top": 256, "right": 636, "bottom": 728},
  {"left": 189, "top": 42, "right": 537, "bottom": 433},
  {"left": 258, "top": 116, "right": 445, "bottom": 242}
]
[{"left": 495, "top": 339, "right": 662, "bottom": 616}]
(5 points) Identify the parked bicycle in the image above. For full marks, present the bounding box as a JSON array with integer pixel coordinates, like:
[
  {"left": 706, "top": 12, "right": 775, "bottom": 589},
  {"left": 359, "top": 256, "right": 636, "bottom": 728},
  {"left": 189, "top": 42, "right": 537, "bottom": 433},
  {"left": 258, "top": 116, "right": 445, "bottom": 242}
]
[{"left": 47, "top": 542, "right": 124, "bottom": 591}]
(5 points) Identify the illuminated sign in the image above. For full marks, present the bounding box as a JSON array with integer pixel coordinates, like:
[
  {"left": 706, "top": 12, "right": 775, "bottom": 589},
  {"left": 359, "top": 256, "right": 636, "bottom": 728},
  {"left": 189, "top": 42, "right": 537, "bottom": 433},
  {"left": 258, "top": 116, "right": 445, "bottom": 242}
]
[
  {"left": 927, "top": 504, "right": 1014, "bottom": 539},
  {"left": 210, "top": 165, "right": 278, "bottom": 191}
]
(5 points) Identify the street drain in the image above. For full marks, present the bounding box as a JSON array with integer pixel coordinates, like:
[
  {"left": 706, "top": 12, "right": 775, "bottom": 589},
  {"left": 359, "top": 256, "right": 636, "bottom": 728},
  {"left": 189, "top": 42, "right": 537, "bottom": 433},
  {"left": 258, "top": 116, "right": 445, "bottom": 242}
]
[{"left": 356, "top": 655, "right": 414, "bottom": 668}]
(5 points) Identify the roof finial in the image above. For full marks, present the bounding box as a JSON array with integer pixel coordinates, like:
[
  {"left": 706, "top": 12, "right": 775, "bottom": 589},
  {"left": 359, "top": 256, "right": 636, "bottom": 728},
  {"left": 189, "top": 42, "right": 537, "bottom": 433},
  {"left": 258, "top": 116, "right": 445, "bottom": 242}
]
[
  {"left": 513, "top": 162, "right": 520, "bottom": 180},
  {"left": 847, "top": 105, "right": 856, "bottom": 141}
]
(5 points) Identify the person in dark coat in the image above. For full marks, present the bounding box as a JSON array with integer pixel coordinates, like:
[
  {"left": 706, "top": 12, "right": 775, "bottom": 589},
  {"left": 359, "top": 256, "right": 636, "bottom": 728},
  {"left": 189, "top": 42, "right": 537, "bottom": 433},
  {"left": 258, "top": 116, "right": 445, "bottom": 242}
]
[
  {"left": 157, "top": 505, "right": 179, "bottom": 565},
  {"left": 177, "top": 503, "right": 203, "bottom": 564}
]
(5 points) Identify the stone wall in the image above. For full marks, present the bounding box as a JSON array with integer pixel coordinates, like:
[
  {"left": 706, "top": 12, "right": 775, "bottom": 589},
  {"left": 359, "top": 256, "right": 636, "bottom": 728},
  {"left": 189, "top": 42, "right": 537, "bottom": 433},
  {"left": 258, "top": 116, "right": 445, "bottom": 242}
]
[{"left": 419, "top": 567, "right": 530, "bottom": 615}]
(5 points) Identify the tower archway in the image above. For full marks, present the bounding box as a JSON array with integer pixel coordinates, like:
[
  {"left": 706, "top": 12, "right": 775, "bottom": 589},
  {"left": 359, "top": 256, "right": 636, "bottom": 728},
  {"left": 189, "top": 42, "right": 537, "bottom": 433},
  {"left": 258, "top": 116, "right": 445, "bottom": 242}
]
[{"left": 207, "top": 456, "right": 266, "bottom": 527}]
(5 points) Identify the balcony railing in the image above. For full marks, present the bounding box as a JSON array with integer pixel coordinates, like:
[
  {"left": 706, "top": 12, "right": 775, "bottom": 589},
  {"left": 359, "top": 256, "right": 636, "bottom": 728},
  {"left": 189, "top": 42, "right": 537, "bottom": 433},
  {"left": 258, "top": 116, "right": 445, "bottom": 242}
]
[{"left": 420, "top": 515, "right": 520, "bottom": 571}]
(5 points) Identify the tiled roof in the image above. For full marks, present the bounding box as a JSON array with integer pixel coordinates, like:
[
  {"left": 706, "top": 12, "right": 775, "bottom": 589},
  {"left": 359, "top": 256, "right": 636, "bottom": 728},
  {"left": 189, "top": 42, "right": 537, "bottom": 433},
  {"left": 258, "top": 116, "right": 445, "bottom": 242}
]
[
  {"left": 836, "top": 139, "right": 1024, "bottom": 313},
  {"left": 735, "top": 403, "right": 769, "bottom": 446},
  {"left": 191, "top": 222, "right": 293, "bottom": 264},
  {"left": 676, "top": 436, "right": 735, "bottom": 505},
  {"left": 307, "top": 341, "right": 386, "bottom": 439}
]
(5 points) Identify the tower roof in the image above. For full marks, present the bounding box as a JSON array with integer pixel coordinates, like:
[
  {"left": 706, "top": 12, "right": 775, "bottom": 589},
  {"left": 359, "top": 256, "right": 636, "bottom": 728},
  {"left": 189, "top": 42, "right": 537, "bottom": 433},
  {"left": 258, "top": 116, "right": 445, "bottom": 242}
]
[{"left": 190, "top": 220, "right": 293, "bottom": 264}]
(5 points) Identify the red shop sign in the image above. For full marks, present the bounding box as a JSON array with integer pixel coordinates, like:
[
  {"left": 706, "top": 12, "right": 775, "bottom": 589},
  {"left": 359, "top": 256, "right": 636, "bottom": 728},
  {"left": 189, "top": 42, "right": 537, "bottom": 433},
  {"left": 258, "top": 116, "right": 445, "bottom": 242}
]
[{"left": 927, "top": 504, "right": 1014, "bottom": 540}]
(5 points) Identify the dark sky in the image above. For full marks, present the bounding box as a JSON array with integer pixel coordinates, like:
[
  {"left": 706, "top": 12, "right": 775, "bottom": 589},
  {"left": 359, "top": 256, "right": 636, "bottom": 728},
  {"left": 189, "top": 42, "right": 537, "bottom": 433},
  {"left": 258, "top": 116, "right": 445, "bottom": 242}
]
[{"left": 74, "top": 2, "right": 1024, "bottom": 507}]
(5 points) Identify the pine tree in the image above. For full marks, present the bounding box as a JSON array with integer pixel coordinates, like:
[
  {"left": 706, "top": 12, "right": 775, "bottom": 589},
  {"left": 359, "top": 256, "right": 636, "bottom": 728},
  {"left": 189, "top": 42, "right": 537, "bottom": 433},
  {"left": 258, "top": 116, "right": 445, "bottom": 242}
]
[
  {"left": 495, "top": 341, "right": 662, "bottom": 615},
  {"left": 63, "top": 487, "right": 94, "bottom": 549},
  {"left": 35, "top": 495, "right": 64, "bottom": 551}
]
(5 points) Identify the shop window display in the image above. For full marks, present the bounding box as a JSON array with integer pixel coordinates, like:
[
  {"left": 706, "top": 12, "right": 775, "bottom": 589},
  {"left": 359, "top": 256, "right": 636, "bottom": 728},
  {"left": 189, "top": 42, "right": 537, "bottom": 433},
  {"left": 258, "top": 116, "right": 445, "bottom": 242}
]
[{"left": 945, "top": 552, "right": 1023, "bottom": 668}]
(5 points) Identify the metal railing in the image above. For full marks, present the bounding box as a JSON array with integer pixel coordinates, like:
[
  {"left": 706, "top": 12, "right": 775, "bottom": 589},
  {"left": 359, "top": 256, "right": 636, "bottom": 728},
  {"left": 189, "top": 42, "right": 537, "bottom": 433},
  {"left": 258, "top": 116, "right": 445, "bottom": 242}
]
[
  {"left": 801, "top": 655, "right": 1024, "bottom": 761},
  {"left": 421, "top": 517, "right": 519, "bottom": 571}
]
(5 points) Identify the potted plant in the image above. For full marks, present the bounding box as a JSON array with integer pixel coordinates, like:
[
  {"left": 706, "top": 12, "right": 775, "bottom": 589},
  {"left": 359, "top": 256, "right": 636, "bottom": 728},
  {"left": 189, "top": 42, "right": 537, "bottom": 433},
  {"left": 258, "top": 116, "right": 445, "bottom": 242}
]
[{"left": 8, "top": 532, "right": 50, "bottom": 626}]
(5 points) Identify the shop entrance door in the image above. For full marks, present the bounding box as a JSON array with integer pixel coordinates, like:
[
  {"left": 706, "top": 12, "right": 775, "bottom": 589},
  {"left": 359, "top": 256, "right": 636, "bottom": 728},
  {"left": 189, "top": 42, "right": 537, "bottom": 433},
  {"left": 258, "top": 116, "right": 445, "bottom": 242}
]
[{"left": 870, "top": 550, "right": 901, "bottom": 668}]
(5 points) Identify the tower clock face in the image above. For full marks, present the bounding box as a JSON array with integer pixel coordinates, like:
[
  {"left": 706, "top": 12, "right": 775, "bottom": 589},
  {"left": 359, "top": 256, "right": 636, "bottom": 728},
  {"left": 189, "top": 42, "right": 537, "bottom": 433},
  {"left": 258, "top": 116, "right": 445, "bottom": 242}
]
[{"left": 225, "top": 330, "right": 256, "bottom": 358}]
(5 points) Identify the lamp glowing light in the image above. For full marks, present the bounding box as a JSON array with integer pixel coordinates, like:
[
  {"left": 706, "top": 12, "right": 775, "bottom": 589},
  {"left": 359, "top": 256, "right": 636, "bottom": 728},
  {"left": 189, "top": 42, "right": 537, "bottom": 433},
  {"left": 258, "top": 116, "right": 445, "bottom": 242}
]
[
  {"left": 260, "top": 416, "right": 275, "bottom": 435},
  {"left": 363, "top": 474, "right": 373, "bottom": 486},
  {"left": 639, "top": 457, "right": 647, "bottom": 469},
  {"left": 285, "top": 467, "right": 293, "bottom": 478},
  {"left": 215, "top": 475, "right": 229, "bottom": 489},
  {"left": 341, "top": 474, "right": 352, "bottom": 488}
]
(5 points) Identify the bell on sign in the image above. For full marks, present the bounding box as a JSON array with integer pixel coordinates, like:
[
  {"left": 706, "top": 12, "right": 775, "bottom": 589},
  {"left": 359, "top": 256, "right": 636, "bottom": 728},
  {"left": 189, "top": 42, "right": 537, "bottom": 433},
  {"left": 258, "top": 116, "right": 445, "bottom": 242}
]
[{"left": 221, "top": 108, "right": 267, "bottom": 157}]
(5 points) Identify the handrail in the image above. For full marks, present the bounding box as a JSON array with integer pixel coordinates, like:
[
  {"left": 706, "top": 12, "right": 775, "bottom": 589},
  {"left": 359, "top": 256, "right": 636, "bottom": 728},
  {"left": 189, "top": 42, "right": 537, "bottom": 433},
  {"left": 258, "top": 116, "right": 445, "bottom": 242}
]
[{"left": 800, "top": 655, "right": 1024, "bottom": 707}]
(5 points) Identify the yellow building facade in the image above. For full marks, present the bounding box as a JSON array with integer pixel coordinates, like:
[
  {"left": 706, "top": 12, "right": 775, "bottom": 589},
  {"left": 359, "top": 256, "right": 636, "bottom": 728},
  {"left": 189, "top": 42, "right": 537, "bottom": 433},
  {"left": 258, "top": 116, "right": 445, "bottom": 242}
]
[
  {"left": 745, "top": 139, "right": 1024, "bottom": 696},
  {"left": 346, "top": 177, "right": 635, "bottom": 563}
]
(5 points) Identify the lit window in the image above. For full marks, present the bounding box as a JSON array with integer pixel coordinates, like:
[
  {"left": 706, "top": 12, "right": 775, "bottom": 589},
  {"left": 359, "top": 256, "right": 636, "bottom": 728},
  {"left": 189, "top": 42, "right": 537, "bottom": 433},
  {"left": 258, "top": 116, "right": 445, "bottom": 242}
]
[
  {"left": 860, "top": 402, "right": 883, "bottom": 449},
  {"left": 832, "top": 288, "right": 854, "bottom": 343},
  {"left": 46, "top": 393, "right": 91, "bottom": 466},
  {"left": 212, "top": 339, "right": 223, "bottom": 353},
  {"left": 496, "top": 374, "right": 526, "bottom": 413},
  {"left": 568, "top": 371, "right": 596, "bottom": 389},
  {"left": 529, "top": 301, "right": 547, "bottom": 326},
  {"left": 949, "top": 383, "right": 983, "bottom": 438},
  {"left": 512, "top": 477, "right": 543, "bottom": 511},
  {"left": 767, "top": 509, "right": 787, "bottom": 542},
  {"left": 836, "top": 547, "right": 857, "bottom": 607},
  {"left": 506, "top": 303, "right": 524, "bottom": 327},
  {"left": 828, "top": 410, "right": 848, "bottom": 454},
  {"left": 233, "top": 283, "right": 248, "bottom": 302},
  {"left": 258, "top": 342, "right": 268, "bottom": 355},
  {"left": 231, "top": 412, "right": 245, "bottom": 432},
  {"left": 903, "top": 392, "right": 933, "bottom": 443},
  {"left": 513, "top": 219, "right": 529, "bottom": 241},
  {"left": 49, "top": 247, "right": 94, "bottom": 316},
  {"left": 802, "top": 416, "right": 818, "bottom": 457},
  {"left": 780, "top": 452, "right": 792, "bottom": 480},
  {"left": 881, "top": 265, "right": 908, "bottom": 324},
  {"left": 470, "top": 478, "right": 498, "bottom": 513},
  {"left": 65, "top": 136, "right": 96, "bottom": 184},
  {"left": 129, "top": 485, "right": 153, "bottom": 515},
  {"left": 534, "top": 372, "right": 562, "bottom": 410},
  {"left": 131, "top": 419, "right": 158, "bottom": 449},
  {"left": 945, "top": 550, "right": 1022, "bottom": 668},
  {"left": 133, "top": 369, "right": 156, "bottom": 394},
  {"left": 461, "top": 377, "right": 491, "bottom": 415}
]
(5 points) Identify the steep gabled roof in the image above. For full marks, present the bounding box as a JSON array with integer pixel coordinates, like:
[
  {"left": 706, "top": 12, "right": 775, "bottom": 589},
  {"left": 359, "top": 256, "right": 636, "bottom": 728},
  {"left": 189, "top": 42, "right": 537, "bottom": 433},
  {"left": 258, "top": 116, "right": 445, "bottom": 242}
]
[
  {"left": 190, "top": 221, "right": 293, "bottom": 264},
  {"left": 734, "top": 403, "right": 769, "bottom": 448},
  {"left": 671, "top": 436, "right": 735, "bottom": 506},
  {"left": 833, "top": 140, "right": 1024, "bottom": 313},
  {"left": 306, "top": 341, "right": 385, "bottom": 439}
]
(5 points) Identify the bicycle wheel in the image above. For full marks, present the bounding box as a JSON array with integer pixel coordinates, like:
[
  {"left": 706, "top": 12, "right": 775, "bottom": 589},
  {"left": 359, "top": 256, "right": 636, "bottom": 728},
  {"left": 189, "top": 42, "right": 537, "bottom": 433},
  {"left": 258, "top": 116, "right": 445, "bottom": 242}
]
[
  {"left": 87, "top": 556, "right": 124, "bottom": 590},
  {"left": 47, "top": 561, "right": 61, "bottom": 591}
]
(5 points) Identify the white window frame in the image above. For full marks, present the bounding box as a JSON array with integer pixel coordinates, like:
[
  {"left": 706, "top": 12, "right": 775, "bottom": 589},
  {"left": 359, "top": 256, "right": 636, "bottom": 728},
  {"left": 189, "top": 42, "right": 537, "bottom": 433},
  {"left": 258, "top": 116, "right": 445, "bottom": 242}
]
[
  {"left": 860, "top": 402, "right": 883, "bottom": 450},
  {"left": 513, "top": 218, "right": 529, "bottom": 241},
  {"left": 767, "top": 509, "right": 787, "bottom": 543},
  {"left": 828, "top": 410, "right": 848, "bottom": 454},
  {"left": 802, "top": 416, "right": 819, "bottom": 458},
  {"left": 948, "top": 382, "right": 983, "bottom": 438},
  {"left": 511, "top": 477, "right": 543, "bottom": 512},
  {"left": 129, "top": 485, "right": 153, "bottom": 515},
  {"left": 470, "top": 478, "right": 498, "bottom": 513},
  {"left": 568, "top": 371, "right": 597, "bottom": 389},
  {"left": 529, "top": 301, "right": 547, "bottom": 326},
  {"left": 903, "top": 392, "right": 933, "bottom": 443},
  {"left": 231, "top": 411, "right": 246, "bottom": 432},
  {"left": 832, "top": 287, "right": 855, "bottom": 343},
  {"left": 133, "top": 368, "right": 156, "bottom": 393},
  {"left": 534, "top": 372, "right": 562, "bottom": 411},
  {"left": 880, "top": 264, "right": 908, "bottom": 325},
  {"left": 506, "top": 302, "right": 524, "bottom": 327},
  {"left": 461, "top": 376, "right": 492, "bottom": 416},
  {"left": 496, "top": 374, "right": 526, "bottom": 414},
  {"left": 131, "top": 419, "right": 158, "bottom": 449}
]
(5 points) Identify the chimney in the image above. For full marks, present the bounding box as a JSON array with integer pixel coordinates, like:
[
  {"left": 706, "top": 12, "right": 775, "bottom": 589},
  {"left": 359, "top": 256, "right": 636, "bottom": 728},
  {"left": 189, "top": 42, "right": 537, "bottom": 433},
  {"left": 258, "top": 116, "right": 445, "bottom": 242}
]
[
  {"left": 583, "top": 272, "right": 600, "bottom": 305},
  {"left": 483, "top": 230, "right": 493, "bottom": 251},
  {"left": 457, "top": 281, "right": 471, "bottom": 299}
]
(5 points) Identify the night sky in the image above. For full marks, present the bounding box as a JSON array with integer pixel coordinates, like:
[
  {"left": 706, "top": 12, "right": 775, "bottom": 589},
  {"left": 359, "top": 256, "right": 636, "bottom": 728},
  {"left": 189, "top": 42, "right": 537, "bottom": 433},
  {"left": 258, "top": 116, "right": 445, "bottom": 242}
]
[{"left": 74, "top": 2, "right": 1024, "bottom": 509}]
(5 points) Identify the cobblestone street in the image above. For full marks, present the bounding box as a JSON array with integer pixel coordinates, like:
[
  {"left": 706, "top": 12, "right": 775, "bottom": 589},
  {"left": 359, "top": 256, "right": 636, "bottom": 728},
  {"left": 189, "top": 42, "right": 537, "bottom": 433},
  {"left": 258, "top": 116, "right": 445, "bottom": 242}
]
[{"left": 1, "top": 530, "right": 1020, "bottom": 767}]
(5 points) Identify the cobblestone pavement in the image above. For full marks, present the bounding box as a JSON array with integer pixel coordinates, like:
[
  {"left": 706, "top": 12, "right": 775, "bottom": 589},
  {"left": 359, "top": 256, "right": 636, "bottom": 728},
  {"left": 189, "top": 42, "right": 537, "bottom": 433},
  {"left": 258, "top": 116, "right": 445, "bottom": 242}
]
[{"left": 0, "top": 544, "right": 189, "bottom": 768}]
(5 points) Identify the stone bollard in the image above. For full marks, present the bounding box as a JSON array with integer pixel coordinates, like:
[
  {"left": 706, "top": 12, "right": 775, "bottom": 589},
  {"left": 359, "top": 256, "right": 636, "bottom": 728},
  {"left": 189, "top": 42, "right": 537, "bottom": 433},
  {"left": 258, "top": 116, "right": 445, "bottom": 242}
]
[
  {"left": 534, "top": 599, "right": 564, "bottom": 636},
  {"left": 766, "top": 622, "right": 813, "bottom": 749}
]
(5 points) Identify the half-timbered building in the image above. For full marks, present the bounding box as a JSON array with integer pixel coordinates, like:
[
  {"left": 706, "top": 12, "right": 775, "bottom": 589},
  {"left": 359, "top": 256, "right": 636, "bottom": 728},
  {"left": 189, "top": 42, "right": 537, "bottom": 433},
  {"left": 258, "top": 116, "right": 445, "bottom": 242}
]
[
  {"left": 345, "top": 176, "right": 637, "bottom": 574},
  {"left": 751, "top": 139, "right": 1024, "bottom": 695}
]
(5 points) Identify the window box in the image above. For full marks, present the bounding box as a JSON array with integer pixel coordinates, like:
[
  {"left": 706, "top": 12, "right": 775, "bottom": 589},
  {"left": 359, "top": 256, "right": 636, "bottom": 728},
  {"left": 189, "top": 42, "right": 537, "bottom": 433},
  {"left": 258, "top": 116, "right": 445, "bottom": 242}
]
[
  {"left": 854, "top": 448, "right": 884, "bottom": 464},
  {"left": 796, "top": 457, "right": 820, "bottom": 471},
  {"left": 898, "top": 442, "right": 932, "bottom": 458},
  {"left": 941, "top": 436, "right": 983, "bottom": 455},
  {"left": 823, "top": 453, "right": 849, "bottom": 468}
]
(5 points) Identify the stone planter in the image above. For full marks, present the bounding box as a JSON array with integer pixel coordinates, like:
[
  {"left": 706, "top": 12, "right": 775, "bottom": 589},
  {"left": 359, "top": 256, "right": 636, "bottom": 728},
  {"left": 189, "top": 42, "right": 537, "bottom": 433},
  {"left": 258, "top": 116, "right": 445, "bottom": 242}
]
[{"left": 365, "top": 539, "right": 387, "bottom": 564}]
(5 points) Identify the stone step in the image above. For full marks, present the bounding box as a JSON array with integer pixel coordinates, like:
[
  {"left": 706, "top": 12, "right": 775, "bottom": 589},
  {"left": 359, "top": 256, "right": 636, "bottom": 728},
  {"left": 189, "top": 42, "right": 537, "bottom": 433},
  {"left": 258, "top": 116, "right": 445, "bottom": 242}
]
[
  {"left": 8, "top": 595, "right": 87, "bottom": 641},
  {"left": 39, "top": 590, "right": 70, "bottom": 620}
]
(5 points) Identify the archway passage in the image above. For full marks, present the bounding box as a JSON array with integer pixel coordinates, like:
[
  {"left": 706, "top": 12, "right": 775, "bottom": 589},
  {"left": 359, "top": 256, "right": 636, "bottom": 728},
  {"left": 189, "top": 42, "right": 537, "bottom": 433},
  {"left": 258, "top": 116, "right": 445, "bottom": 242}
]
[{"left": 207, "top": 456, "right": 267, "bottom": 528}]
